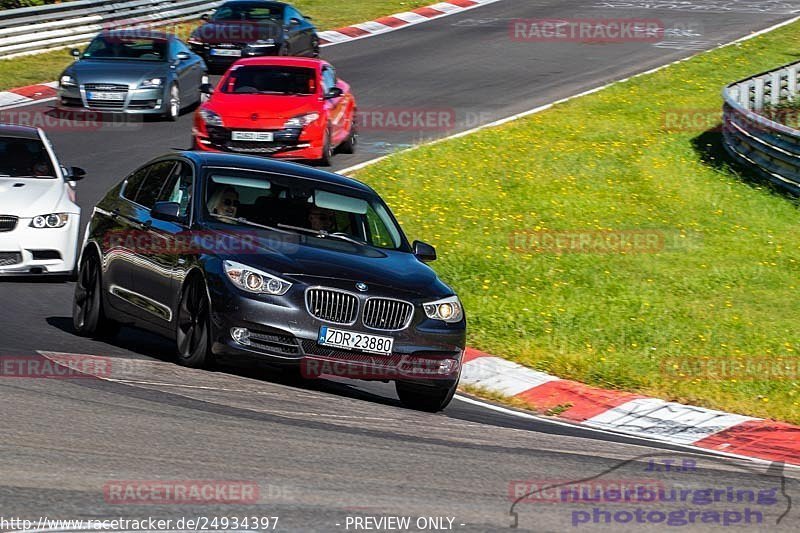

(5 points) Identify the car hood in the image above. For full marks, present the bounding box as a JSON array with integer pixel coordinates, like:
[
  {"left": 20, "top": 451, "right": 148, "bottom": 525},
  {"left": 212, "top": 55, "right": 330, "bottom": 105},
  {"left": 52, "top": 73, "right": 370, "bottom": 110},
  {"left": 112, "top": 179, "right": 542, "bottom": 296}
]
[
  {"left": 65, "top": 60, "right": 168, "bottom": 87},
  {"left": 0, "top": 177, "right": 66, "bottom": 217},
  {"left": 193, "top": 21, "right": 282, "bottom": 45},
  {"left": 204, "top": 95, "right": 320, "bottom": 128},
  {"left": 204, "top": 226, "right": 451, "bottom": 298}
]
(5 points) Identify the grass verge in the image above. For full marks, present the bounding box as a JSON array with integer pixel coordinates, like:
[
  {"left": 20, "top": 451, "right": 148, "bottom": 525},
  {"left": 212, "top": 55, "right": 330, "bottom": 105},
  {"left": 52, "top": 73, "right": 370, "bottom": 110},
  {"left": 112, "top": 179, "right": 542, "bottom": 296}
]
[
  {"left": 355, "top": 24, "right": 800, "bottom": 423},
  {"left": 0, "top": 0, "right": 433, "bottom": 91}
]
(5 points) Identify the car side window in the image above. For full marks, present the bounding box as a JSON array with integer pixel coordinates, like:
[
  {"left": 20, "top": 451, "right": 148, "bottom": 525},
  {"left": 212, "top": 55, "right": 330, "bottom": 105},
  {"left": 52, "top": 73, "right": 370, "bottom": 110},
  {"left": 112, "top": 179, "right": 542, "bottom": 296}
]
[
  {"left": 121, "top": 166, "right": 150, "bottom": 202},
  {"left": 159, "top": 161, "right": 194, "bottom": 219},
  {"left": 135, "top": 161, "right": 177, "bottom": 209},
  {"left": 321, "top": 67, "right": 336, "bottom": 93}
]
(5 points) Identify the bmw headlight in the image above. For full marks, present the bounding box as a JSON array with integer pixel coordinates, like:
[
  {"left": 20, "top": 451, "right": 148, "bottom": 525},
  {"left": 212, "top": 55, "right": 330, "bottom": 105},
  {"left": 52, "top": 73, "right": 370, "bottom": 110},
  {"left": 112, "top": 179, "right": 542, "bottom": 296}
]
[
  {"left": 200, "top": 108, "right": 224, "bottom": 127},
  {"left": 284, "top": 112, "right": 320, "bottom": 128},
  {"left": 139, "top": 77, "right": 164, "bottom": 89},
  {"left": 30, "top": 213, "right": 69, "bottom": 229},
  {"left": 60, "top": 75, "right": 76, "bottom": 88},
  {"left": 423, "top": 295, "right": 463, "bottom": 323},
  {"left": 224, "top": 260, "right": 292, "bottom": 295}
]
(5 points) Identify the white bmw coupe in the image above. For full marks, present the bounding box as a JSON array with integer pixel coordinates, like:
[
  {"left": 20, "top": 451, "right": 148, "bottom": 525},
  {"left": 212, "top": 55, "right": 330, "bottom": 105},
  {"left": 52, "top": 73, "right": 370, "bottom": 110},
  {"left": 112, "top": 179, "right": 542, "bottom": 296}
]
[{"left": 0, "top": 124, "right": 85, "bottom": 277}]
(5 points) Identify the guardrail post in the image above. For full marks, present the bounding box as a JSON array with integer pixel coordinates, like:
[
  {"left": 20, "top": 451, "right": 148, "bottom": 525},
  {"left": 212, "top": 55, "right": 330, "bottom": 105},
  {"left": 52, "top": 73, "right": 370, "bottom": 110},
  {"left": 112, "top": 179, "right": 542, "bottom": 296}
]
[
  {"left": 789, "top": 66, "right": 798, "bottom": 102},
  {"left": 771, "top": 72, "right": 782, "bottom": 106},
  {"left": 753, "top": 78, "right": 765, "bottom": 111}
]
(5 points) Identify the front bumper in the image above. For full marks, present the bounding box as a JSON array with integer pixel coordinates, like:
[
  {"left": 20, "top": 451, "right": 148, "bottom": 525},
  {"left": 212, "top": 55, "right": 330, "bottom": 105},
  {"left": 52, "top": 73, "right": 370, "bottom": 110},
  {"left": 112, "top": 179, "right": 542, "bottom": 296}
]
[
  {"left": 208, "top": 280, "right": 466, "bottom": 382},
  {"left": 0, "top": 214, "right": 79, "bottom": 275},
  {"left": 194, "top": 124, "right": 323, "bottom": 160},
  {"left": 191, "top": 44, "right": 280, "bottom": 70},
  {"left": 58, "top": 84, "right": 167, "bottom": 115}
]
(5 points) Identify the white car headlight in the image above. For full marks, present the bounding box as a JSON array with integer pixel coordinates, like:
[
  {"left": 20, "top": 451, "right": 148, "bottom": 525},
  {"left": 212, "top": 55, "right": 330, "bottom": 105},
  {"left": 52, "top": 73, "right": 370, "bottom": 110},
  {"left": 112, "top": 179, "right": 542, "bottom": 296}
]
[
  {"left": 200, "top": 108, "right": 224, "bottom": 127},
  {"left": 249, "top": 39, "right": 276, "bottom": 47},
  {"left": 284, "top": 112, "right": 320, "bottom": 128},
  {"left": 60, "top": 75, "right": 76, "bottom": 87},
  {"left": 139, "top": 77, "right": 164, "bottom": 89},
  {"left": 423, "top": 295, "right": 463, "bottom": 323},
  {"left": 224, "top": 260, "right": 292, "bottom": 295},
  {"left": 30, "top": 213, "right": 69, "bottom": 229}
]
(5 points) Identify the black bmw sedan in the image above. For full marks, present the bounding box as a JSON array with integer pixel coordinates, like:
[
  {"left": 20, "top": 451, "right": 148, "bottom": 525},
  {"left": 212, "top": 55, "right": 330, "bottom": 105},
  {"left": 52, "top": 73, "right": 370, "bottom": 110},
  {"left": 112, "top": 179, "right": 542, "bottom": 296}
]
[
  {"left": 188, "top": 0, "right": 319, "bottom": 73},
  {"left": 72, "top": 152, "right": 465, "bottom": 411}
]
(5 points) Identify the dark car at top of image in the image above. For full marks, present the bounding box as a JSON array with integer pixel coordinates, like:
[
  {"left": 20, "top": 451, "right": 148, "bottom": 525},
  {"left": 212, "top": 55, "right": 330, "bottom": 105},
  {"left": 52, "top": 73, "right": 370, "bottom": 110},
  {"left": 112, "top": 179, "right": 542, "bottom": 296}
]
[
  {"left": 188, "top": 0, "right": 319, "bottom": 73},
  {"left": 73, "top": 151, "right": 466, "bottom": 411},
  {"left": 57, "top": 30, "right": 207, "bottom": 121}
]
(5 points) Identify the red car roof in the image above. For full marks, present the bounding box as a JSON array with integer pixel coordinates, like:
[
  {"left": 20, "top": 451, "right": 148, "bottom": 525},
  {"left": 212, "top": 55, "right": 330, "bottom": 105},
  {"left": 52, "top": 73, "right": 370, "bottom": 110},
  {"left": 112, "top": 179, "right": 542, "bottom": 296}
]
[{"left": 231, "top": 57, "right": 330, "bottom": 69}]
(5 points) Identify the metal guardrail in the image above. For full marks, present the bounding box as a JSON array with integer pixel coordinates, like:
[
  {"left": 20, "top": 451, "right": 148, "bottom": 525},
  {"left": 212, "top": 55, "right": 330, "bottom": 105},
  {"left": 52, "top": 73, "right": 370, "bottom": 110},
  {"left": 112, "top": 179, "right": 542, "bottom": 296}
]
[
  {"left": 0, "top": 0, "right": 221, "bottom": 58},
  {"left": 722, "top": 61, "right": 800, "bottom": 194}
]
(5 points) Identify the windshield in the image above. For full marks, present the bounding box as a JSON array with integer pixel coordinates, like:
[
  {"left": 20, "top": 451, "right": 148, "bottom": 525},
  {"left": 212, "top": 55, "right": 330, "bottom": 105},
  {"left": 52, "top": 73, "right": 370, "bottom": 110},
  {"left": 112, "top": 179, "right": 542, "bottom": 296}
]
[
  {"left": 212, "top": 2, "right": 283, "bottom": 22},
  {"left": 203, "top": 169, "right": 405, "bottom": 250},
  {"left": 222, "top": 66, "right": 316, "bottom": 95},
  {"left": 82, "top": 35, "right": 168, "bottom": 61},
  {"left": 0, "top": 137, "right": 55, "bottom": 178}
]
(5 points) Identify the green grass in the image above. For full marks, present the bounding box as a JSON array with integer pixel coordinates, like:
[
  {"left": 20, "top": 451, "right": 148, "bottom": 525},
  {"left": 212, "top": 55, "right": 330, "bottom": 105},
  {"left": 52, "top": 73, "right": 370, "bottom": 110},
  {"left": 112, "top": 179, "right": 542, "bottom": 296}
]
[
  {"left": 354, "top": 26, "right": 800, "bottom": 423},
  {"left": 0, "top": 0, "right": 433, "bottom": 91}
]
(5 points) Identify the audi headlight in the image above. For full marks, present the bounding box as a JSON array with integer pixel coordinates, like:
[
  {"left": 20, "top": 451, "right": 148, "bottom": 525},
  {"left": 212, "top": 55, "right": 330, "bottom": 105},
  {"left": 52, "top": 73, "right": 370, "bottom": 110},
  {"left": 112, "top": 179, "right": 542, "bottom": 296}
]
[
  {"left": 224, "top": 260, "right": 292, "bottom": 295},
  {"left": 139, "top": 77, "right": 164, "bottom": 89},
  {"left": 30, "top": 213, "right": 69, "bottom": 229},
  {"left": 60, "top": 75, "right": 76, "bottom": 88},
  {"left": 200, "top": 108, "right": 224, "bottom": 127},
  {"left": 284, "top": 112, "right": 320, "bottom": 128},
  {"left": 423, "top": 295, "right": 463, "bottom": 323}
]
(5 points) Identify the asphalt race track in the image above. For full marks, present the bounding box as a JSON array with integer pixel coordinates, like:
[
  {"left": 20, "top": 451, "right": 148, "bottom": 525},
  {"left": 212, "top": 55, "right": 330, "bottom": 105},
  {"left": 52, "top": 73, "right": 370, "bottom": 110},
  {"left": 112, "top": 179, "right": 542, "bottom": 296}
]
[{"left": 3, "top": 0, "right": 800, "bottom": 531}]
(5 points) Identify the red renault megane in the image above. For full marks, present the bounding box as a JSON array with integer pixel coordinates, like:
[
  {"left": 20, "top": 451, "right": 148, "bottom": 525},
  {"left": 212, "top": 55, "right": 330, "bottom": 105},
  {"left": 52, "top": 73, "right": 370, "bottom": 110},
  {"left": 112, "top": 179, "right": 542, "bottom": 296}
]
[{"left": 193, "top": 57, "right": 357, "bottom": 165}]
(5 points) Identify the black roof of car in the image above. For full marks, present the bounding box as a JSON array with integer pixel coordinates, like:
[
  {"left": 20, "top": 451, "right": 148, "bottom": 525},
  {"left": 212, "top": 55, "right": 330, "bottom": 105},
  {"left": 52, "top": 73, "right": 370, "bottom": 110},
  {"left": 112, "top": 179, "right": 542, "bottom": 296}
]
[
  {"left": 178, "top": 151, "right": 375, "bottom": 193},
  {"left": 96, "top": 29, "right": 174, "bottom": 40},
  {"left": 217, "top": 0, "right": 288, "bottom": 6},
  {"left": 0, "top": 123, "right": 41, "bottom": 140}
]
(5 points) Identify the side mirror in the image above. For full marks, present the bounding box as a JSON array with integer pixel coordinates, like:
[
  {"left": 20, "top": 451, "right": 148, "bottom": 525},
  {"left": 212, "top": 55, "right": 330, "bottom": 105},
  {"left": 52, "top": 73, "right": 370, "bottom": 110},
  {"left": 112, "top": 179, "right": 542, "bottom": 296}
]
[
  {"left": 176, "top": 51, "right": 191, "bottom": 61},
  {"left": 289, "top": 17, "right": 302, "bottom": 26},
  {"left": 151, "top": 201, "right": 183, "bottom": 223},
  {"left": 70, "top": 48, "right": 80, "bottom": 58},
  {"left": 324, "top": 87, "right": 343, "bottom": 99},
  {"left": 200, "top": 83, "right": 214, "bottom": 95},
  {"left": 413, "top": 240, "right": 437, "bottom": 262},
  {"left": 65, "top": 166, "right": 86, "bottom": 181},
  {"left": 201, "top": 13, "right": 210, "bottom": 21}
]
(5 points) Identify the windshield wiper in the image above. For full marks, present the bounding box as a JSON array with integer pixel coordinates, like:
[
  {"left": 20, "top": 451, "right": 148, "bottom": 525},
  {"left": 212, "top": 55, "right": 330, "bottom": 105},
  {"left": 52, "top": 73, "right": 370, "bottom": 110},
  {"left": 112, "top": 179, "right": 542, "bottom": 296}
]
[{"left": 277, "top": 224, "right": 367, "bottom": 246}]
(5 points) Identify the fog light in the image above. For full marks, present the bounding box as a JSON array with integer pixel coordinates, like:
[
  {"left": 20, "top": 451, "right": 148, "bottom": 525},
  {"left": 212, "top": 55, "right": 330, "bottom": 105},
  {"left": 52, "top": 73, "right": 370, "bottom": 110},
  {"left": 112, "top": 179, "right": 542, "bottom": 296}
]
[{"left": 231, "top": 327, "right": 250, "bottom": 346}]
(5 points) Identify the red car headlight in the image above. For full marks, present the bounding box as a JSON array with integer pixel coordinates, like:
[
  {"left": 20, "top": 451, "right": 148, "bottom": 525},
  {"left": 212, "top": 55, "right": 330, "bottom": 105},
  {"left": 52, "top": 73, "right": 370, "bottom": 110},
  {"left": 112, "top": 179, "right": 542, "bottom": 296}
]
[{"left": 284, "top": 112, "right": 320, "bottom": 128}]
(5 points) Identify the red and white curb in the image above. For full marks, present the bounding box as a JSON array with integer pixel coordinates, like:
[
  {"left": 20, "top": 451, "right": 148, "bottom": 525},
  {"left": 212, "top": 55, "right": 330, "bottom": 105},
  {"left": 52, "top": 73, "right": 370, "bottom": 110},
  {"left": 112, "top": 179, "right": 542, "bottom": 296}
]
[
  {"left": 0, "top": 81, "right": 57, "bottom": 109},
  {"left": 0, "top": 0, "right": 504, "bottom": 111},
  {"left": 460, "top": 349, "right": 800, "bottom": 466},
  {"left": 318, "top": 0, "right": 503, "bottom": 45}
]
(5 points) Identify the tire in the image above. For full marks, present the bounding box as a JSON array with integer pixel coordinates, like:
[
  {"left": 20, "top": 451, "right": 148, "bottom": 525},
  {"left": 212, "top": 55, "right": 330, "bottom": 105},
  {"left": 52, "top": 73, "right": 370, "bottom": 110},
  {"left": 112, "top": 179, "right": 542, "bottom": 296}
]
[
  {"left": 175, "top": 275, "right": 213, "bottom": 368},
  {"left": 311, "top": 38, "right": 320, "bottom": 58},
  {"left": 72, "top": 252, "right": 119, "bottom": 338},
  {"left": 165, "top": 84, "right": 180, "bottom": 121},
  {"left": 338, "top": 119, "right": 357, "bottom": 154},
  {"left": 317, "top": 127, "right": 333, "bottom": 166},
  {"left": 395, "top": 380, "right": 458, "bottom": 412}
]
